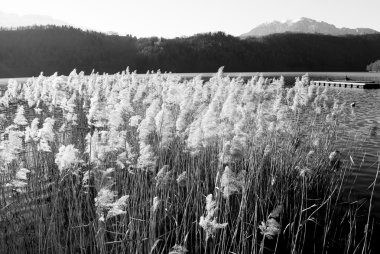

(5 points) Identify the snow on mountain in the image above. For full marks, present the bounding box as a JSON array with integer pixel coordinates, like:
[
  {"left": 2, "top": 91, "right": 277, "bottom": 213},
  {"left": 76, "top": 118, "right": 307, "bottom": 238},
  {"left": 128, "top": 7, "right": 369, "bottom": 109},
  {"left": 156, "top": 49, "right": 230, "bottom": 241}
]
[
  {"left": 240, "top": 17, "right": 379, "bottom": 38},
  {"left": 0, "top": 11, "right": 70, "bottom": 28}
]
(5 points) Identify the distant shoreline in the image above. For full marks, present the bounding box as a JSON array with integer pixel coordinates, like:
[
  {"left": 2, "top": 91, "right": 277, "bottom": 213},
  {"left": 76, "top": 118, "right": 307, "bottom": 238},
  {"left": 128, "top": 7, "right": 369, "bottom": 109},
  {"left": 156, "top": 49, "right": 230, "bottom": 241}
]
[{"left": 1, "top": 72, "right": 380, "bottom": 86}]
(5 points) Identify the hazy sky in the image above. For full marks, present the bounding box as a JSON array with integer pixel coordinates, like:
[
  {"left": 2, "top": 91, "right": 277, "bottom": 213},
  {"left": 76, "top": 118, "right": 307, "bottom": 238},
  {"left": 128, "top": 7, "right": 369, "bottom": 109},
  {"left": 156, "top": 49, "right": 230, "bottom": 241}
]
[{"left": 1, "top": 0, "right": 380, "bottom": 38}]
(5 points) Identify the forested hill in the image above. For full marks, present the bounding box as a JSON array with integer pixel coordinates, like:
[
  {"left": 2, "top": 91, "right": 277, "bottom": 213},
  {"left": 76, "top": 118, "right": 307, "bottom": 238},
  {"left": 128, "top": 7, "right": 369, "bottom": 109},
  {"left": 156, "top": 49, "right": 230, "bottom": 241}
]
[{"left": 1, "top": 25, "right": 380, "bottom": 78}]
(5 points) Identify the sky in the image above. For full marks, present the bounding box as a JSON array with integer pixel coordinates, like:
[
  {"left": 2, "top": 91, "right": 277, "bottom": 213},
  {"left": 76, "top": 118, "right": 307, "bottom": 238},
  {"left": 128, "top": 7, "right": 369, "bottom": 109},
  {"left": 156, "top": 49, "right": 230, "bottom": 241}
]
[{"left": 1, "top": 0, "right": 380, "bottom": 38}]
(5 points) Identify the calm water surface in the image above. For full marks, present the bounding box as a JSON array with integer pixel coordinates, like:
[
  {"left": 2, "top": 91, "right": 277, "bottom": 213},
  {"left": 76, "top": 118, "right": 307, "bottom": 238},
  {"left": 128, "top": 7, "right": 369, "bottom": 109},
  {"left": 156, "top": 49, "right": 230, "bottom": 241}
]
[
  {"left": 278, "top": 75, "right": 380, "bottom": 218},
  {"left": 325, "top": 88, "right": 380, "bottom": 218}
]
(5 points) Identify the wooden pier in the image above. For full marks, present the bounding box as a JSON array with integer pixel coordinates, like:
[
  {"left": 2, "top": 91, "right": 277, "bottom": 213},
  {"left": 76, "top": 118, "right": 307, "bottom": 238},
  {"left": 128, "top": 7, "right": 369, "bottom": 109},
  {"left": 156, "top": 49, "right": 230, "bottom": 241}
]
[{"left": 311, "top": 80, "right": 380, "bottom": 89}]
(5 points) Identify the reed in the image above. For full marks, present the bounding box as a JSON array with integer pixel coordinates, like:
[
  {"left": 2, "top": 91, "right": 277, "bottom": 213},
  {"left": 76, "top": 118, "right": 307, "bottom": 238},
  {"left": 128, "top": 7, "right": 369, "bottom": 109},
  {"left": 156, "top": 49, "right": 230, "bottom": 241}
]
[{"left": 0, "top": 69, "right": 377, "bottom": 253}]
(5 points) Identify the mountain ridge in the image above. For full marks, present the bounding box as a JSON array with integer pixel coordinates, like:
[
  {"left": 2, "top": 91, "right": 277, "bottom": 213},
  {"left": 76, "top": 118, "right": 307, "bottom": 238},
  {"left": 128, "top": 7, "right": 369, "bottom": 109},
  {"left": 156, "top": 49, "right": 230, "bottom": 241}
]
[
  {"left": 0, "top": 11, "right": 70, "bottom": 28},
  {"left": 241, "top": 17, "right": 379, "bottom": 38}
]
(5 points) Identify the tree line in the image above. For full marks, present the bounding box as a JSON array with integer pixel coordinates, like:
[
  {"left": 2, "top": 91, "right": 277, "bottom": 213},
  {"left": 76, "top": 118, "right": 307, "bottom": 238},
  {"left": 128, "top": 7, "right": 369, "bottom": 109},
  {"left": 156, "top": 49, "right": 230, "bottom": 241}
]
[
  {"left": 1, "top": 25, "right": 380, "bottom": 78},
  {"left": 366, "top": 60, "right": 380, "bottom": 72}
]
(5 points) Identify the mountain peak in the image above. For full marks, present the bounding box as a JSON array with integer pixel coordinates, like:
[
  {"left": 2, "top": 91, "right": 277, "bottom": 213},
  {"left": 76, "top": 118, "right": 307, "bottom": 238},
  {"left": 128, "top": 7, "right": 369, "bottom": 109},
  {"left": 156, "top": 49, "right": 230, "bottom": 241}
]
[
  {"left": 241, "top": 18, "right": 379, "bottom": 38},
  {"left": 0, "top": 11, "right": 70, "bottom": 28}
]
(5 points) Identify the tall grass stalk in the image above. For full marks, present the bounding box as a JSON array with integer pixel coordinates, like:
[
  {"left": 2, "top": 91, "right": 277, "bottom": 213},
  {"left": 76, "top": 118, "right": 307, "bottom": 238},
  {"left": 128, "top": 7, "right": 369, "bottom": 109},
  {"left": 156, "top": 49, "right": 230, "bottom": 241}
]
[{"left": 0, "top": 69, "right": 377, "bottom": 253}]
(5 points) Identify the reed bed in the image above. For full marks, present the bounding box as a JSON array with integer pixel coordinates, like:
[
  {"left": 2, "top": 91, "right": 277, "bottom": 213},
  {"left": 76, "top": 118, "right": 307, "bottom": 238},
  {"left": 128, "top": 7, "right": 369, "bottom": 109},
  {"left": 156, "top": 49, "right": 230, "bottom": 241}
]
[{"left": 0, "top": 68, "right": 377, "bottom": 254}]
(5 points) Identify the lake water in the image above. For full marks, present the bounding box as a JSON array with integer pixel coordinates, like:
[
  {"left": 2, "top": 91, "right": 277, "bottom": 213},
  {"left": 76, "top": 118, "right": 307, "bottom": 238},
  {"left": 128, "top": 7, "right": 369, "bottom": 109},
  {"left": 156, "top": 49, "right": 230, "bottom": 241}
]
[
  {"left": 327, "top": 88, "right": 380, "bottom": 218},
  {"left": 279, "top": 74, "right": 380, "bottom": 219}
]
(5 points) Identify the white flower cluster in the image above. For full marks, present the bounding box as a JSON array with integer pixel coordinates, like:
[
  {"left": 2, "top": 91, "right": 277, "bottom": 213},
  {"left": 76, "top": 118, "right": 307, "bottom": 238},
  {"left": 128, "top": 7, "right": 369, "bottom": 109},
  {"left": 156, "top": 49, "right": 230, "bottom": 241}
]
[
  {"left": 0, "top": 70, "right": 344, "bottom": 199},
  {"left": 168, "top": 244, "right": 188, "bottom": 254},
  {"left": 155, "top": 165, "right": 173, "bottom": 188},
  {"left": 5, "top": 167, "right": 31, "bottom": 192},
  {"left": 220, "top": 166, "right": 246, "bottom": 199},
  {"left": 94, "top": 187, "right": 129, "bottom": 220},
  {"left": 2, "top": 70, "right": 343, "bottom": 172},
  {"left": 55, "top": 144, "right": 81, "bottom": 173},
  {"left": 199, "top": 194, "right": 228, "bottom": 240},
  {"left": 259, "top": 205, "right": 283, "bottom": 240}
]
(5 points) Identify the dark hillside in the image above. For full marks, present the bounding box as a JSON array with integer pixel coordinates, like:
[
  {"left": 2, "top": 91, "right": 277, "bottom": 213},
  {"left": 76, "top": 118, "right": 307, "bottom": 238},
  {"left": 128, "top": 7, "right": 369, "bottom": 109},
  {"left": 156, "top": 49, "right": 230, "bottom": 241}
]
[{"left": 1, "top": 26, "right": 380, "bottom": 77}]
